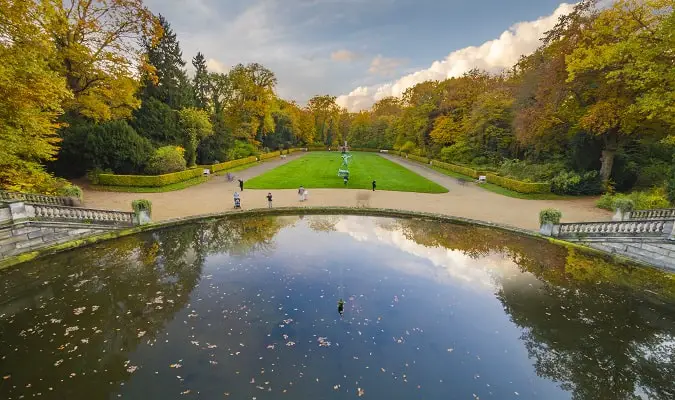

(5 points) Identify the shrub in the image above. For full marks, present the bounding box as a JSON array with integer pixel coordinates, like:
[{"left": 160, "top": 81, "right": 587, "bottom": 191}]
[
  {"left": 146, "top": 146, "right": 187, "bottom": 175},
  {"left": 486, "top": 173, "right": 551, "bottom": 194},
  {"left": 228, "top": 141, "right": 258, "bottom": 160},
  {"left": 596, "top": 187, "right": 671, "bottom": 211},
  {"left": 539, "top": 208, "right": 562, "bottom": 225},
  {"left": 131, "top": 199, "right": 152, "bottom": 217},
  {"left": 635, "top": 160, "right": 670, "bottom": 188},
  {"left": 98, "top": 167, "right": 203, "bottom": 187},
  {"left": 399, "top": 141, "right": 416, "bottom": 153},
  {"left": 433, "top": 160, "right": 482, "bottom": 179},
  {"left": 259, "top": 151, "right": 281, "bottom": 160},
  {"left": 60, "top": 185, "right": 83, "bottom": 200},
  {"left": 58, "top": 120, "right": 153, "bottom": 176},
  {"left": 497, "top": 159, "right": 565, "bottom": 182},
  {"left": 612, "top": 198, "right": 635, "bottom": 213},
  {"left": 210, "top": 156, "right": 258, "bottom": 173},
  {"left": 668, "top": 172, "right": 675, "bottom": 205},
  {"left": 551, "top": 171, "right": 603, "bottom": 195},
  {"left": 407, "top": 154, "right": 430, "bottom": 164}
]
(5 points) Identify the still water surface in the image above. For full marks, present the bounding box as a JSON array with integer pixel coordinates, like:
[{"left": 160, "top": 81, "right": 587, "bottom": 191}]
[{"left": 1, "top": 215, "right": 674, "bottom": 399}]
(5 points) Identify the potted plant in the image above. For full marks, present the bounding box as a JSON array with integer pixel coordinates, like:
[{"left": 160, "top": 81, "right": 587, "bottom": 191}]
[
  {"left": 612, "top": 198, "right": 634, "bottom": 221},
  {"left": 131, "top": 199, "right": 152, "bottom": 225},
  {"left": 539, "top": 208, "right": 562, "bottom": 236},
  {"left": 61, "top": 185, "right": 83, "bottom": 207}
]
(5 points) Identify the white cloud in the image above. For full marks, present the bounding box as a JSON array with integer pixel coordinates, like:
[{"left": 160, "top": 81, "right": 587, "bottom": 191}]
[
  {"left": 206, "top": 58, "right": 229, "bottom": 73},
  {"left": 331, "top": 49, "right": 360, "bottom": 62},
  {"left": 368, "top": 55, "right": 404, "bottom": 76},
  {"left": 336, "top": 2, "right": 576, "bottom": 111}
]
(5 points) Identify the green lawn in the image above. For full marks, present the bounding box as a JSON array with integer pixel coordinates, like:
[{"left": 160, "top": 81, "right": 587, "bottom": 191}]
[{"left": 246, "top": 152, "right": 448, "bottom": 193}]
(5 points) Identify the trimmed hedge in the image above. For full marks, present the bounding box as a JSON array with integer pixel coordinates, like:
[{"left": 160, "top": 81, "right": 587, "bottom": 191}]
[
  {"left": 98, "top": 167, "right": 204, "bottom": 187},
  {"left": 350, "top": 148, "right": 381, "bottom": 153},
  {"left": 432, "top": 160, "right": 482, "bottom": 179},
  {"left": 259, "top": 151, "right": 281, "bottom": 160},
  {"left": 406, "top": 154, "right": 430, "bottom": 164},
  {"left": 486, "top": 173, "right": 551, "bottom": 194},
  {"left": 210, "top": 156, "right": 258, "bottom": 173}
]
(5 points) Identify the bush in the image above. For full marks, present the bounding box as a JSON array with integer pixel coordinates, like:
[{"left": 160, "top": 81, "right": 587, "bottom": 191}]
[
  {"left": 259, "top": 151, "right": 280, "bottom": 160},
  {"left": 58, "top": 120, "right": 153, "bottom": 176},
  {"left": 432, "top": 160, "right": 482, "bottom": 179},
  {"left": 228, "top": 141, "right": 258, "bottom": 160},
  {"left": 612, "top": 198, "right": 635, "bottom": 213},
  {"left": 635, "top": 160, "right": 670, "bottom": 188},
  {"left": 551, "top": 171, "right": 603, "bottom": 195},
  {"left": 487, "top": 173, "right": 551, "bottom": 194},
  {"left": 399, "top": 141, "right": 416, "bottom": 153},
  {"left": 60, "top": 185, "right": 83, "bottom": 200},
  {"left": 539, "top": 209, "right": 562, "bottom": 225},
  {"left": 497, "top": 159, "right": 565, "bottom": 182},
  {"left": 210, "top": 156, "right": 258, "bottom": 173},
  {"left": 98, "top": 167, "right": 203, "bottom": 187},
  {"left": 131, "top": 199, "right": 152, "bottom": 217},
  {"left": 146, "top": 146, "right": 187, "bottom": 175},
  {"left": 407, "top": 154, "right": 430, "bottom": 164},
  {"left": 596, "top": 187, "right": 671, "bottom": 211},
  {"left": 668, "top": 172, "right": 675, "bottom": 205}
]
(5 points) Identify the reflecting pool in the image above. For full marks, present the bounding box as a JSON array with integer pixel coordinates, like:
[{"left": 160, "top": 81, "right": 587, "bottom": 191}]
[{"left": 1, "top": 215, "right": 674, "bottom": 399}]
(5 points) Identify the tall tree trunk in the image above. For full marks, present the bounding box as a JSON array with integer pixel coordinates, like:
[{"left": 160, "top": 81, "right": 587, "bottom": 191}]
[{"left": 599, "top": 131, "right": 618, "bottom": 183}]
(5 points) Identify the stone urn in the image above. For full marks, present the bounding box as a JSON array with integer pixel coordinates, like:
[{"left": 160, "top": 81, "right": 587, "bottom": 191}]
[
  {"left": 539, "top": 222, "right": 554, "bottom": 236},
  {"left": 135, "top": 210, "right": 151, "bottom": 225}
]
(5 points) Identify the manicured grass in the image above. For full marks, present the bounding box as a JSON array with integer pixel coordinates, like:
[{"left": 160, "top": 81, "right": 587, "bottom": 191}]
[
  {"left": 429, "top": 166, "right": 575, "bottom": 200},
  {"left": 91, "top": 176, "right": 209, "bottom": 193},
  {"left": 246, "top": 152, "right": 448, "bottom": 193}
]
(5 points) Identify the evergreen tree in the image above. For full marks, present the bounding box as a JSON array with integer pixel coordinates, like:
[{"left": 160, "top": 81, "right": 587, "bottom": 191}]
[
  {"left": 139, "top": 14, "right": 193, "bottom": 109},
  {"left": 192, "top": 52, "right": 210, "bottom": 110}
]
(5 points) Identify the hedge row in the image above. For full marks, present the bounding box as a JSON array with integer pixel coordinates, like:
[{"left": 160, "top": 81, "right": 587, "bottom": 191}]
[
  {"left": 406, "top": 154, "right": 430, "bottom": 164},
  {"left": 431, "top": 160, "right": 483, "bottom": 179},
  {"left": 98, "top": 167, "right": 204, "bottom": 187},
  {"left": 486, "top": 173, "right": 551, "bottom": 194},
  {"left": 259, "top": 151, "right": 280, "bottom": 160},
  {"left": 350, "top": 148, "right": 381, "bottom": 152},
  {"left": 210, "top": 156, "right": 258, "bottom": 173}
]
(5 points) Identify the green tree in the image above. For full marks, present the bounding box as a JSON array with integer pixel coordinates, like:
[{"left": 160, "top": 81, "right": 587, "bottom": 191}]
[
  {"left": 192, "top": 52, "right": 210, "bottom": 110},
  {"left": 139, "top": 14, "right": 193, "bottom": 110},
  {"left": 178, "top": 108, "right": 213, "bottom": 166},
  {"left": 131, "top": 97, "right": 180, "bottom": 145}
]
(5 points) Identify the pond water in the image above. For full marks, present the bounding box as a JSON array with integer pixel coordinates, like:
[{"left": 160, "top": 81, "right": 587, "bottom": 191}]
[{"left": 1, "top": 215, "right": 674, "bottom": 399}]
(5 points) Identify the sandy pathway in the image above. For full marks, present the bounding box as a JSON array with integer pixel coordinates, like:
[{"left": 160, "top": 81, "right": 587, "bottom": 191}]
[{"left": 81, "top": 153, "right": 611, "bottom": 231}]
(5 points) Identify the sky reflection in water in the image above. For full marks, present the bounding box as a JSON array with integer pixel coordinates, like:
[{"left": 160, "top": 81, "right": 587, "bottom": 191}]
[{"left": 0, "top": 215, "right": 674, "bottom": 400}]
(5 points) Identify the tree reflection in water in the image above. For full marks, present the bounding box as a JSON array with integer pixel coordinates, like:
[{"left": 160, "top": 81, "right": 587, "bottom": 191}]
[
  {"left": 396, "top": 218, "right": 675, "bottom": 400},
  {"left": 0, "top": 216, "right": 289, "bottom": 400}
]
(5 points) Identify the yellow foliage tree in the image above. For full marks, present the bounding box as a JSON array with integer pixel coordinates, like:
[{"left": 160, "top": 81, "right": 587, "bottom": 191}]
[{"left": 0, "top": 0, "right": 72, "bottom": 192}]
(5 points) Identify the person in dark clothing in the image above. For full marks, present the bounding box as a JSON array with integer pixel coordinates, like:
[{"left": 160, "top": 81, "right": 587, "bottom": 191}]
[
  {"left": 372, "top": 180, "right": 376, "bottom": 191},
  {"left": 266, "top": 192, "right": 273, "bottom": 208},
  {"left": 337, "top": 299, "right": 345, "bottom": 317},
  {"left": 238, "top": 179, "right": 244, "bottom": 191},
  {"left": 343, "top": 176, "right": 348, "bottom": 186}
]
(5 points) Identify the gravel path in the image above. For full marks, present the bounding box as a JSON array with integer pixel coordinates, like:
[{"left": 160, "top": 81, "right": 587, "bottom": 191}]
[{"left": 81, "top": 153, "right": 610, "bottom": 231}]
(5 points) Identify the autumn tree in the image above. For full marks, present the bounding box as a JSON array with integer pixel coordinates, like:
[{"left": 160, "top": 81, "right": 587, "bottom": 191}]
[
  {"left": 178, "top": 108, "right": 213, "bottom": 166},
  {"left": 307, "top": 95, "right": 339, "bottom": 145},
  {"left": 565, "top": 0, "right": 675, "bottom": 181},
  {"left": 0, "top": 0, "right": 72, "bottom": 191},
  {"left": 35, "top": 0, "right": 157, "bottom": 121}
]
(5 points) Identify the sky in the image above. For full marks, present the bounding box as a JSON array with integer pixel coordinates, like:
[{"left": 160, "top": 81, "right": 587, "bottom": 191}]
[{"left": 145, "top": 0, "right": 576, "bottom": 111}]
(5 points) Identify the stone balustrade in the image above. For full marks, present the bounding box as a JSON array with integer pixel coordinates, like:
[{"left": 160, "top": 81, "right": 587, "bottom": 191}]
[
  {"left": 0, "top": 190, "right": 70, "bottom": 206},
  {"left": 31, "top": 204, "right": 134, "bottom": 226},
  {"left": 627, "top": 208, "right": 675, "bottom": 221},
  {"left": 553, "top": 219, "right": 674, "bottom": 240}
]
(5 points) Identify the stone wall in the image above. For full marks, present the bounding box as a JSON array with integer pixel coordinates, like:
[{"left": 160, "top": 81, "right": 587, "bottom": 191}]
[
  {"left": 0, "top": 221, "right": 111, "bottom": 259},
  {"left": 581, "top": 240, "right": 675, "bottom": 272},
  {"left": 0, "top": 201, "right": 136, "bottom": 261}
]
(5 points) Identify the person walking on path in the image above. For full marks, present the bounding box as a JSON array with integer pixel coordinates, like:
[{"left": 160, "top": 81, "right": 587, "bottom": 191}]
[
  {"left": 298, "top": 186, "right": 305, "bottom": 202},
  {"left": 238, "top": 179, "right": 244, "bottom": 191},
  {"left": 266, "top": 192, "right": 273, "bottom": 208},
  {"left": 343, "top": 176, "right": 348, "bottom": 186},
  {"left": 233, "top": 192, "right": 241, "bottom": 209},
  {"left": 372, "top": 180, "right": 376, "bottom": 191}
]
